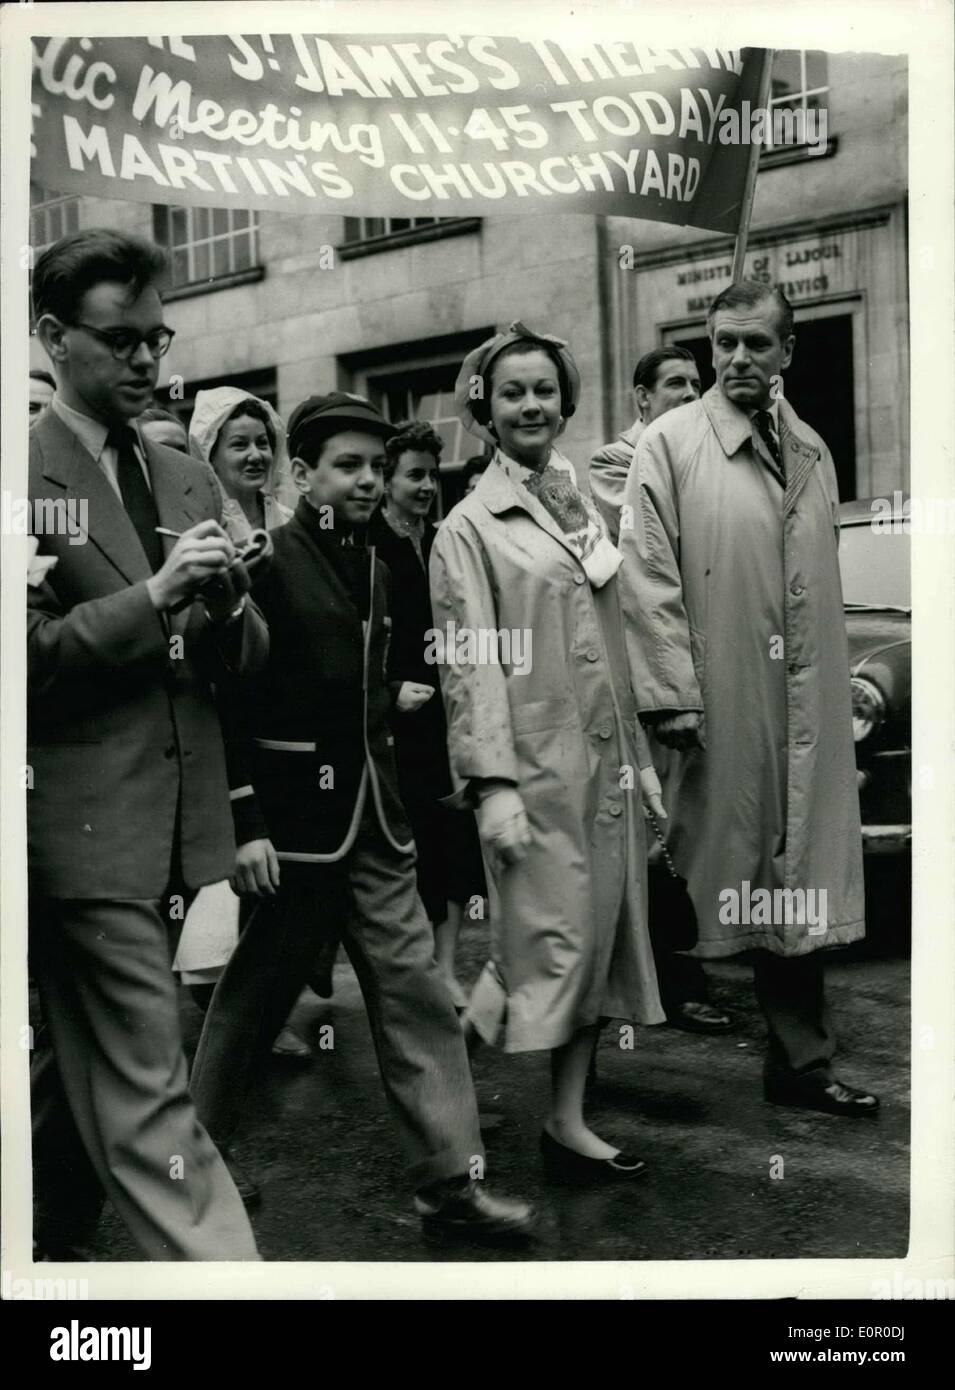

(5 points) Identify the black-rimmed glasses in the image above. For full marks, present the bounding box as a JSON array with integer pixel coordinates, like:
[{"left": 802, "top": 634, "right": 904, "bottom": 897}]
[{"left": 65, "top": 321, "right": 175, "bottom": 361}]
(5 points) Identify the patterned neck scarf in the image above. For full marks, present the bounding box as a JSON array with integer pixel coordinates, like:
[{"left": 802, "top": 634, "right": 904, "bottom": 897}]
[{"left": 495, "top": 447, "right": 621, "bottom": 588}]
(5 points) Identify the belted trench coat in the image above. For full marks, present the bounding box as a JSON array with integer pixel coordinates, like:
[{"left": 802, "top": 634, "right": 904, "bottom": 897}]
[
  {"left": 429, "top": 456, "right": 664, "bottom": 1053},
  {"left": 617, "top": 386, "right": 865, "bottom": 958}
]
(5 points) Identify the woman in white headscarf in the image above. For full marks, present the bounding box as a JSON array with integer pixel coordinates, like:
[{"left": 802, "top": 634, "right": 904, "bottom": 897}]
[
  {"left": 189, "top": 386, "right": 292, "bottom": 542},
  {"left": 429, "top": 322, "right": 666, "bottom": 1182}
]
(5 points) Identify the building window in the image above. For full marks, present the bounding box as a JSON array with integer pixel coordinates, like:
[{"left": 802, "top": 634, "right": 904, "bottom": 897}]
[
  {"left": 30, "top": 184, "right": 80, "bottom": 251},
  {"left": 344, "top": 216, "right": 454, "bottom": 243},
  {"left": 153, "top": 205, "right": 259, "bottom": 288},
  {"left": 339, "top": 215, "right": 482, "bottom": 259},
  {"left": 765, "top": 50, "right": 829, "bottom": 151}
]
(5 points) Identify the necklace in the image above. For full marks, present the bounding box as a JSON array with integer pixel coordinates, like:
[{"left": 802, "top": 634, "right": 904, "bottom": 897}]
[{"left": 383, "top": 508, "right": 424, "bottom": 540}]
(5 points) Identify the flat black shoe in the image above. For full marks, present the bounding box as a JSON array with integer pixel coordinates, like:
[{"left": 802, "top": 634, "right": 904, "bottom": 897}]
[
  {"left": 415, "top": 1180, "right": 535, "bottom": 1244},
  {"left": 764, "top": 1074, "right": 880, "bottom": 1117},
  {"left": 540, "top": 1129, "right": 647, "bottom": 1184},
  {"left": 271, "top": 1025, "right": 313, "bottom": 1060},
  {"left": 667, "top": 1001, "right": 734, "bottom": 1034}
]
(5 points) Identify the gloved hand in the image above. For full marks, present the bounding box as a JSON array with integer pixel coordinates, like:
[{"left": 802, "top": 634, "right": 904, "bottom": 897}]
[
  {"left": 475, "top": 785, "right": 532, "bottom": 865},
  {"left": 639, "top": 765, "right": 667, "bottom": 821}
]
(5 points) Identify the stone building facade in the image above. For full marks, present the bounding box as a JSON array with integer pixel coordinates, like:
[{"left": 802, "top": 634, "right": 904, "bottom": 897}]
[{"left": 29, "top": 49, "right": 908, "bottom": 509}]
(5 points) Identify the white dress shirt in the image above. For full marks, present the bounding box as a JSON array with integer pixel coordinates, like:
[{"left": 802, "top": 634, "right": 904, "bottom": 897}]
[{"left": 51, "top": 395, "right": 153, "bottom": 498}]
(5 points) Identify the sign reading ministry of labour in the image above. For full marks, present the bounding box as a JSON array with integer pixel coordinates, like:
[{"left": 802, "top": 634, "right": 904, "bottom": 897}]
[{"left": 31, "top": 35, "right": 766, "bottom": 232}]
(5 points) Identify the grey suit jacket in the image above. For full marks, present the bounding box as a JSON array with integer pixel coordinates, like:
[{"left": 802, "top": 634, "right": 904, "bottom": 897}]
[{"left": 27, "top": 408, "right": 269, "bottom": 898}]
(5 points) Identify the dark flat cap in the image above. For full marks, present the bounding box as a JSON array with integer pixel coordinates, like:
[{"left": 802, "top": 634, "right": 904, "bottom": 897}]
[{"left": 288, "top": 391, "right": 395, "bottom": 458}]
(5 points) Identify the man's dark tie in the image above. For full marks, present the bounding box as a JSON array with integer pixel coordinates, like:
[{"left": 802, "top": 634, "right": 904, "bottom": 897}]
[
  {"left": 754, "top": 409, "right": 784, "bottom": 479},
  {"left": 107, "top": 424, "right": 163, "bottom": 571}
]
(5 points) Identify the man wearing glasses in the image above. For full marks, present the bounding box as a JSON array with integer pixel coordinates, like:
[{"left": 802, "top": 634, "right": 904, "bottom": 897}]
[{"left": 28, "top": 228, "right": 267, "bottom": 1259}]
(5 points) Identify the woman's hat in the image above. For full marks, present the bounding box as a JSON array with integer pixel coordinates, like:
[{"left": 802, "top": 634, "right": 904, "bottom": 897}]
[
  {"left": 288, "top": 391, "right": 395, "bottom": 461},
  {"left": 453, "top": 321, "right": 581, "bottom": 447}
]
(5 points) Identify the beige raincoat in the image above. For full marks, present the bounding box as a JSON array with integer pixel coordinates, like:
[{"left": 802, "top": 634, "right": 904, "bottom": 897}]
[
  {"left": 429, "top": 454, "right": 664, "bottom": 1053},
  {"left": 618, "top": 385, "right": 865, "bottom": 958}
]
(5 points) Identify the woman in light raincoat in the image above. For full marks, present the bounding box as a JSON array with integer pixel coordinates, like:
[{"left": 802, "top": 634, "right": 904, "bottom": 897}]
[{"left": 429, "top": 323, "right": 666, "bottom": 1183}]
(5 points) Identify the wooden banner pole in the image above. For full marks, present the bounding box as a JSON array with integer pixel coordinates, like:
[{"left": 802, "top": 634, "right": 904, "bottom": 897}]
[{"left": 731, "top": 48, "right": 776, "bottom": 282}]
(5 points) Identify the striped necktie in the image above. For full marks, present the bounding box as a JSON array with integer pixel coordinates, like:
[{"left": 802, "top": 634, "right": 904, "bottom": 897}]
[{"left": 754, "top": 409, "right": 784, "bottom": 479}]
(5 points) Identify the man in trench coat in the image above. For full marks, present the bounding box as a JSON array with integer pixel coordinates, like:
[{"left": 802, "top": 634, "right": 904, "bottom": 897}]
[{"left": 617, "top": 279, "right": 879, "bottom": 1116}]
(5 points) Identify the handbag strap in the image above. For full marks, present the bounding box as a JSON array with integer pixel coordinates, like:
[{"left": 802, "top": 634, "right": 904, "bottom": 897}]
[{"left": 645, "top": 808, "right": 681, "bottom": 881}]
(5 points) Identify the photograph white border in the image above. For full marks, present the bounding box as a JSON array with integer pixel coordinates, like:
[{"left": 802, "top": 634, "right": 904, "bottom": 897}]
[{"left": 2, "top": 0, "right": 951, "bottom": 1301}]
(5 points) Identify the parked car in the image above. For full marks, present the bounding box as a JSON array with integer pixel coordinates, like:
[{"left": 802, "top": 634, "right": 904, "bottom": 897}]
[{"left": 839, "top": 497, "right": 911, "bottom": 862}]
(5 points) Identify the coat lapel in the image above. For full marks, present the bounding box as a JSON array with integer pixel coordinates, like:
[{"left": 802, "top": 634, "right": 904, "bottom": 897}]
[
  {"left": 141, "top": 430, "right": 203, "bottom": 552},
  {"left": 702, "top": 385, "right": 787, "bottom": 490},
  {"left": 778, "top": 401, "right": 821, "bottom": 515},
  {"left": 34, "top": 410, "right": 151, "bottom": 585},
  {"left": 291, "top": 505, "right": 363, "bottom": 619},
  {"left": 477, "top": 458, "right": 586, "bottom": 567}
]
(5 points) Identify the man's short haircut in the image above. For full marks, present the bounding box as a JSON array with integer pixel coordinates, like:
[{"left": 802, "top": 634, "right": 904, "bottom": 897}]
[
  {"left": 706, "top": 279, "right": 795, "bottom": 342},
  {"left": 32, "top": 228, "right": 167, "bottom": 324},
  {"left": 383, "top": 419, "right": 443, "bottom": 481},
  {"left": 632, "top": 345, "right": 698, "bottom": 392},
  {"left": 29, "top": 368, "right": 56, "bottom": 389}
]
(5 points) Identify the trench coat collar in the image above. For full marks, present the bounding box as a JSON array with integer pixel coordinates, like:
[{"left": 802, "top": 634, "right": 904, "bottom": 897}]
[
  {"left": 702, "top": 383, "right": 765, "bottom": 459},
  {"left": 32, "top": 406, "right": 201, "bottom": 585},
  {"left": 702, "top": 385, "right": 820, "bottom": 509},
  {"left": 473, "top": 453, "right": 589, "bottom": 569}
]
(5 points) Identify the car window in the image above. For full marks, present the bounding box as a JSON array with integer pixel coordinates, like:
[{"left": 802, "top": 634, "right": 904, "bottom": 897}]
[{"left": 839, "top": 524, "right": 911, "bottom": 607}]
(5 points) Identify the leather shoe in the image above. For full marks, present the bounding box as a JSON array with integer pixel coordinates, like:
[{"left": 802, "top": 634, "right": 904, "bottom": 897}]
[
  {"left": 224, "top": 1155, "right": 262, "bottom": 1207},
  {"left": 667, "top": 1000, "right": 734, "bottom": 1034},
  {"left": 540, "top": 1128, "right": 647, "bottom": 1184},
  {"left": 271, "top": 1025, "right": 312, "bottom": 1060},
  {"left": 415, "top": 1179, "right": 535, "bottom": 1243},
  {"left": 764, "top": 1072, "right": 880, "bottom": 1117}
]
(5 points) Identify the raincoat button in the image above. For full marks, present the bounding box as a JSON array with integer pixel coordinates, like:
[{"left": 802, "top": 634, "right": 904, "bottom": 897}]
[
  {"left": 573, "top": 573, "right": 586, "bottom": 586},
  {"left": 586, "top": 648, "right": 599, "bottom": 662},
  {"left": 599, "top": 724, "right": 613, "bottom": 739},
  {"left": 609, "top": 803, "right": 623, "bottom": 817},
  {"left": 790, "top": 582, "right": 804, "bottom": 596}
]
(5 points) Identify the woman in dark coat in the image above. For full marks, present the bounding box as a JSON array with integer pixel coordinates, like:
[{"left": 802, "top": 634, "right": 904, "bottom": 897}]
[{"left": 369, "top": 421, "right": 485, "bottom": 1007}]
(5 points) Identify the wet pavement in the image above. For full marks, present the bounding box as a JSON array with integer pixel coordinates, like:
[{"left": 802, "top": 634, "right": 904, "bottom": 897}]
[{"left": 89, "top": 921, "right": 910, "bottom": 1265}]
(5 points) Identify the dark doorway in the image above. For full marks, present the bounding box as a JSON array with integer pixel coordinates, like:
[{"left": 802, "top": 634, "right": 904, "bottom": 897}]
[{"left": 669, "top": 314, "right": 857, "bottom": 499}]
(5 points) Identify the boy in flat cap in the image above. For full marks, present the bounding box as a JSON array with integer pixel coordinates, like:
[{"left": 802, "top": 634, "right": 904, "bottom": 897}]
[{"left": 191, "top": 393, "right": 534, "bottom": 1243}]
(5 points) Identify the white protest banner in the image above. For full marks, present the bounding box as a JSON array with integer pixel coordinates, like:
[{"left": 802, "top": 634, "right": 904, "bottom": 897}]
[{"left": 31, "top": 34, "right": 769, "bottom": 232}]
